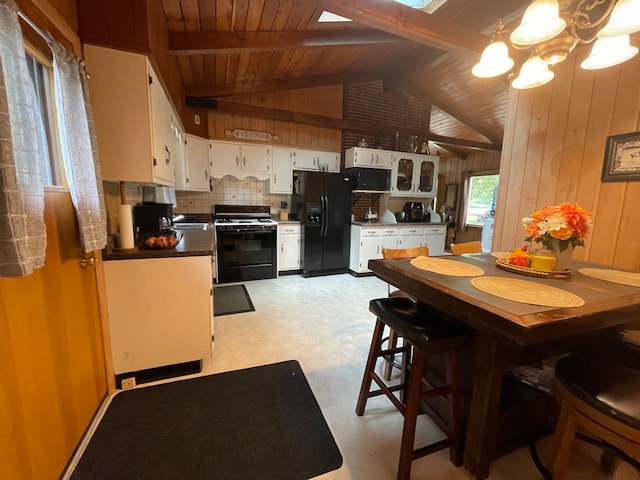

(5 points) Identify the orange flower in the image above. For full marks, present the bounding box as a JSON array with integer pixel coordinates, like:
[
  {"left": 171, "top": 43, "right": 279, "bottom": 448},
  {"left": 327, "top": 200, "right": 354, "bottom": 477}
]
[{"left": 549, "top": 226, "right": 573, "bottom": 240}]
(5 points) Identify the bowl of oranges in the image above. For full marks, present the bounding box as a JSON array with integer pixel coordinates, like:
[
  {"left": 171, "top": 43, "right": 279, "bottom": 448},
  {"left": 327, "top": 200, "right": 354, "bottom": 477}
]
[{"left": 139, "top": 231, "right": 182, "bottom": 249}]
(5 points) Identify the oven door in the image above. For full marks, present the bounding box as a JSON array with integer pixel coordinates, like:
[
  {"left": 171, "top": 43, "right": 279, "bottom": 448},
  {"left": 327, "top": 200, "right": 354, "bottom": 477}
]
[{"left": 216, "top": 227, "right": 277, "bottom": 283}]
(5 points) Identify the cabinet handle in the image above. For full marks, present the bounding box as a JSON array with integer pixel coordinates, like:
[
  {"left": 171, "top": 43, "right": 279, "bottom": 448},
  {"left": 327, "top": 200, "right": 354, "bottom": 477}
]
[
  {"left": 236, "top": 156, "right": 239, "bottom": 167},
  {"left": 274, "top": 174, "right": 277, "bottom": 182},
  {"left": 165, "top": 146, "right": 171, "bottom": 164},
  {"left": 243, "top": 156, "right": 246, "bottom": 167}
]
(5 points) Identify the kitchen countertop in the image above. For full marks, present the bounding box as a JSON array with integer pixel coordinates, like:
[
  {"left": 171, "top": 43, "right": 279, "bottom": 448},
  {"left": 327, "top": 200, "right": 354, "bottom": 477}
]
[
  {"left": 103, "top": 229, "right": 215, "bottom": 261},
  {"left": 351, "top": 221, "right": 448, "bottom": 227}
]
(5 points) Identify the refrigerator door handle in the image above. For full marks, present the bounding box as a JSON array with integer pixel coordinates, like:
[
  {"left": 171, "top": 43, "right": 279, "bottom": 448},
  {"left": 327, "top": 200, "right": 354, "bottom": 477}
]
[{"left": 320, "top": 194, "right": 327, "bottom": 237}]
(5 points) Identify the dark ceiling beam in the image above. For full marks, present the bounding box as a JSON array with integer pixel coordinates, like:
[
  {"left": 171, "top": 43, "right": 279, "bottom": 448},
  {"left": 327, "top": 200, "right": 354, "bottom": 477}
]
[
  {"left": 185, "top": 97, "right": 501, "bottom": 152},
  {"left": 398, "top": 81, "right": 503, "bottom": 146},
  {"left": 315, "top": 0, "right": 486, "bottom": 57},
  {"left": 185, "top": 70, "right": 385, "bottom": 97},
  {"left": 169, "top": 29, "right": 409, "bottom": 55}
]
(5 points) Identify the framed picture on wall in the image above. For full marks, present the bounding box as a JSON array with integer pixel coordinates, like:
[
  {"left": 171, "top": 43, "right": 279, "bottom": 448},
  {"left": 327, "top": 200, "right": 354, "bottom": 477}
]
[
  {"left": 445, "top": 183, "right": 458, "bottom": 209},
  {"left": 602, "top": 131, "right": 640, "bottom": 182}
]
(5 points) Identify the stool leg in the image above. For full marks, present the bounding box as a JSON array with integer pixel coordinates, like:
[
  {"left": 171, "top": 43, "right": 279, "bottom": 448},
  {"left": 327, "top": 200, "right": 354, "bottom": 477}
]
[
  {"left": 356, "top": 319, "right": 385, "bottom": 416},
  {"left": 548, "top": 400, "right": 577, "bottom": 480},
  {"left": 383, "top": 328, "right": 399, "bottom": 381},
  {"left": 397, "top": 348, "right": 425, "bottom": 480},
  {"left": 446, "top": 349, "right": 463, "bottom": 466}
]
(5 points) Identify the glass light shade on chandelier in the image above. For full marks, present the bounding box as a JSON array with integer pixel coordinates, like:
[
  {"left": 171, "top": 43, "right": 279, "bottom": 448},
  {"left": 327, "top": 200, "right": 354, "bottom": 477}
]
[
  {"left": 472, "top": 40, "right": 514, "bottom": 77},
  {"left": 511, "top": 54, "right": 555, "bottom": 89},
  {"left": 510, "top": 0, "right": 566, "bottom": 47},
  {"left": 597, "top": 0, "right": 640, "bottom": 38},
  {"left": 581, "top": 34, "right": 639, "bottom": 69}
]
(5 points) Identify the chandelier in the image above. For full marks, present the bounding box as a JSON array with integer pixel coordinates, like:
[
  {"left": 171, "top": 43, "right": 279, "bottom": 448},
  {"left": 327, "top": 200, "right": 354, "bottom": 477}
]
[{"left": 472, "top": 0, "right": 640, "bottom": 89}]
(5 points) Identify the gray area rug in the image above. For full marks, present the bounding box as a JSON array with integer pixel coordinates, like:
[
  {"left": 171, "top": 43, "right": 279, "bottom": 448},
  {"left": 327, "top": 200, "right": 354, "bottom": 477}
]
[{"left": 214, "top": 284, "right": 255, "bottom": 316}]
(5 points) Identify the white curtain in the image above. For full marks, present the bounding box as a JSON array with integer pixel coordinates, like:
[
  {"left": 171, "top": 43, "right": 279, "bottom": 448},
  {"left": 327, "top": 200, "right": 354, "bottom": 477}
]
[
  {"left": 50, "top": 41, "right": 107, "bottom": 253},
  {"left": 0, "top": 0, "right": 47, "bottom": 277},
  {"left": 458, "top": 171, "right": 471, "bottom": 233}
]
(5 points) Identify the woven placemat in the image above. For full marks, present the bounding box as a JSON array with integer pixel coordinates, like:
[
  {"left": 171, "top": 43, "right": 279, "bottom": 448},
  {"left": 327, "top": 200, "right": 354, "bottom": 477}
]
[
  {"left": 410, "top": 256, "right": 484, "bottom": 276},
  {"left": 471, "top": 276, "right": 585, "bottom": 307},
  {"left": 490, "top": 251, "right": 509, "bottom": 258},
  {"left": 578, "top": 268, "right": 640, "bottom": 287}
]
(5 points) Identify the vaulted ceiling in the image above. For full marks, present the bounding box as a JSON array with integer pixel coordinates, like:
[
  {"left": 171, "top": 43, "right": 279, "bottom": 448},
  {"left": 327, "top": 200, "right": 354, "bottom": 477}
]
[{"left": 160, "top": 0, "right": 533, "bottom": 157}]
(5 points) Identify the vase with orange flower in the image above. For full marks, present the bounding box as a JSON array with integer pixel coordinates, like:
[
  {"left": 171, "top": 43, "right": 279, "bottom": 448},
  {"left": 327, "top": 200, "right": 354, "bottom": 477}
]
[{"left": 522, "top": 203, "right": 592, "bottom": 271}]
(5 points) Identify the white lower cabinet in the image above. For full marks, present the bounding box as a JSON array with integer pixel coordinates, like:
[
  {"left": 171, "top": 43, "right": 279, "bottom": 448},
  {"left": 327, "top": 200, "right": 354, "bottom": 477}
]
[
  {"left": 104, "top": 256, "right": 213, "bottom": 375},
  {"left": 350, "top": 224, "right": 446, "bottom": 273},
  {"left": 277, "top": 223, "right": 301, "bottom": 273}
]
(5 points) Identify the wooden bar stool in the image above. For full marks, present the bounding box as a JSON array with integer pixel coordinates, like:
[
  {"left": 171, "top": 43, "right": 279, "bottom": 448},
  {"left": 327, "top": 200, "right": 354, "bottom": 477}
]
[
  {"left": 547, "top": 352, "right": 640, "bottom": 479},
  {"left": 450, "top": 241, "right": 482, "bottom": 255},
  {"left": 356, "top": 296, "right": 470, "bottom": 480}
]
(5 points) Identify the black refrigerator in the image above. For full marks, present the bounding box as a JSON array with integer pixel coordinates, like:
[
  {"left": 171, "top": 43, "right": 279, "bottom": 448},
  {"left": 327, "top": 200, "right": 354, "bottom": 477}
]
[{"left": 291, "top": 171, "right": 352, "bottom": 277}]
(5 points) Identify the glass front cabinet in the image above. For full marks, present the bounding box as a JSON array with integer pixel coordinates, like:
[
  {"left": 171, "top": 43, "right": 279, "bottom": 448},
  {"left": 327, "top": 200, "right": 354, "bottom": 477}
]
[{"left": 391, "top": 153, "right": 438, "bottom": 197}]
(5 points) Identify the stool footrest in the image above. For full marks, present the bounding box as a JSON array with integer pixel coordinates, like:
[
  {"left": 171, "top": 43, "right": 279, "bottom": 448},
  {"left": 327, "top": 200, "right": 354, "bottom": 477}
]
[{"left": 413, "top": 438, "right": 453, "bottom": 460}]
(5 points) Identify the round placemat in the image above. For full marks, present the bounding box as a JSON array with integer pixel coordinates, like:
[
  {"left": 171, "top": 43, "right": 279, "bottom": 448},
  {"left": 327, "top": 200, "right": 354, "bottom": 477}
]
[
  {"left": 471, "top": 276, "right": 585, "bottom": 307},
  {"left": 410, "top": 256, "right": 484, "bottom": 276},
  {"left": 578, "top": 268, "right": 640, "bottom": 287}
]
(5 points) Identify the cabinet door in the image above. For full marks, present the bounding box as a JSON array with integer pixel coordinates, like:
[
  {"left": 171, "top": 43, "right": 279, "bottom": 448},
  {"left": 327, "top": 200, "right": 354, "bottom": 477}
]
[
  {"left": 279, "top": 234, "right": 300, "bottom": 271},
  {"left": 359, "top": 235, "right": 383, "bottom": 273},
  {"left": 374, "top": 150, "right": 394, "bottom": 169},
  {"left": 317, "top": 151, "right": 340, "bottom": 172},
  {"left": 210, "top": 141, "right": 241, "bottom": 172},
  {"left": 149, "top": 68, "right": 174, "bottom": 183},
  {"left": 270, "top": 147, "right": 293, "bottom": 194},
  {"left": 392, "top": 155, "right": 415, "bottom": 194},
  {"left": 398, "top": 227, "right": 425, "bottom": 248},
  {"left": 185, "top": 135, "right": 210, "bottom": 191},
  {"left": 173, "top": 125, "right": 187, "bottom": 190},
  {"left": 291, "top": 149, "right": 317, "bottom": 170},
  {"left": 424, "top": 226, "right": 446, "bottom": 256},
  {"left": 241, "top": 144, "right": 270, "bottom": 173},
  {"left": 415, "top": 157, "right": 437, "bottom": 195}
]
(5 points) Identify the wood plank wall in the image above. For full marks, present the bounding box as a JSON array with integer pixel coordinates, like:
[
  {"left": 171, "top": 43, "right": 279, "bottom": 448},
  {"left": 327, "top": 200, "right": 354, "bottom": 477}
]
[
  {"left": 493, "top": 44, "right": 640, "bottom": 270},
  {"left": 437, "top": 150, "right": 501, "bottom": 243},
  {"left": 207, "top": 86, "right": 343, "bottom": 151}
]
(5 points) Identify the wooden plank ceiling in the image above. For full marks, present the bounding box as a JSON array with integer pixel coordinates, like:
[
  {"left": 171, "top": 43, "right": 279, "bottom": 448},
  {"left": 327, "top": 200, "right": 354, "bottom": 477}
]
[{"left": 161, "top": 0, "right": 531, "bottom": 156}]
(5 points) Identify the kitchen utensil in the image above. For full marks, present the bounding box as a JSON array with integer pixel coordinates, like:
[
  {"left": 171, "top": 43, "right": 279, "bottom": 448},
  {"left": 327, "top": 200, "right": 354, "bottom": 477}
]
[{"left": 395, "top": 211, "right": 408, "bottom": 222}]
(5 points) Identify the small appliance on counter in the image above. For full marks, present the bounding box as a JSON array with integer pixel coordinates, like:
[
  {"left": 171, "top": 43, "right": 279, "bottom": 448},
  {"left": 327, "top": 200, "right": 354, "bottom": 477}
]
[
  {"left": 403, "top": 201, "right": 424, "bottom": 222},
  {"left": 132, "top": 202, "right": 174, "bottom": 235}
]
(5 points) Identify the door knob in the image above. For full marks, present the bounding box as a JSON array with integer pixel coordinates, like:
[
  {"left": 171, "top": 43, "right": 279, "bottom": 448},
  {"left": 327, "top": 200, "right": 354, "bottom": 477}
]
[{"left": 80, "top": 256, "right": 97, "bottom": 269}]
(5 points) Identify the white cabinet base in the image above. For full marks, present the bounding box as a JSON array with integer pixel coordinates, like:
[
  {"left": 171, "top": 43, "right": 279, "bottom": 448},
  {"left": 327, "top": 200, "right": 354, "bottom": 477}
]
[{"left": 104, "top": 256, "right": 213, "bottom": 375}]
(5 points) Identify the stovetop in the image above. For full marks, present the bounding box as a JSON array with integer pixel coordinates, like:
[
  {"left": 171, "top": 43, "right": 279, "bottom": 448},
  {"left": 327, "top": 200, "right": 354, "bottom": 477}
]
[
  {"left": 215, "top": 218, "right": 277, "bottom": 225},
  {"left": 213, "top": 204, "right": 276, "bottom": 228}
]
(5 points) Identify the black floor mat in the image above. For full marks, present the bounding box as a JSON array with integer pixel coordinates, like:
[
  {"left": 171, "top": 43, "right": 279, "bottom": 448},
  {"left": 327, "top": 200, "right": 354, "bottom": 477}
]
[
  {"left": 214, "top": 284, "right": 255, "bottom": 316},
  {"left": 70, "top": 360, "right": 343, "bottom": 480}
]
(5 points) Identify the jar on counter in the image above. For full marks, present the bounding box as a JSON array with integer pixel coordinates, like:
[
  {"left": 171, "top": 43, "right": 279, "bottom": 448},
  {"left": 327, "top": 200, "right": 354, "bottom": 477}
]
[{"left": 530, "top": 249, "right": 556, "bottom": 271}]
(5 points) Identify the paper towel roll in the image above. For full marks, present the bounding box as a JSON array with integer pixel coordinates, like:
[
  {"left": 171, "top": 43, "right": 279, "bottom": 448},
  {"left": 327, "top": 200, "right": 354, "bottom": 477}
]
[{"left": 118, "top": 204, "right": 135, "bottom": 249}]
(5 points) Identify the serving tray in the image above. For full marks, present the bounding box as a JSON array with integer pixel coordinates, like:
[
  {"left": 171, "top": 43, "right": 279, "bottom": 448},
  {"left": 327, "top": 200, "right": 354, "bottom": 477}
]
[{"left": 496, "top": 258, "right": 572, "bottom": 279}]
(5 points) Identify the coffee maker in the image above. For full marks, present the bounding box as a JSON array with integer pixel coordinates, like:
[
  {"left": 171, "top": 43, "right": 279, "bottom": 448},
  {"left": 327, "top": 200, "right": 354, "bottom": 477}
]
[
  {"left": 403, "top": 202, "right": 424, "bottom": 222},
  {"left": 132, "top": 202, "right": 174, "bottom": 234}
]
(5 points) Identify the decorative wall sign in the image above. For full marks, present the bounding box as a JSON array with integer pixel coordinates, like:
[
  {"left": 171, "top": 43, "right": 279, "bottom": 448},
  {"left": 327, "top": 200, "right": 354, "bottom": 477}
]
[
  {"left": 602, "top": 131, "right": 640, "bottom": 182},
  {"left": 225, "top": 129, "right": 279, "bottom": 142}
]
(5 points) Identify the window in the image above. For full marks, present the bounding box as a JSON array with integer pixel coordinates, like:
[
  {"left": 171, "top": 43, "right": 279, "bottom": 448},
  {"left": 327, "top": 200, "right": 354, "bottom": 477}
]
[
  {"left": 24, "top": 38, "right": 62, "bottom": 186},
  {"left": 464, "top": 174, "right": 499, "bottom": 227}
]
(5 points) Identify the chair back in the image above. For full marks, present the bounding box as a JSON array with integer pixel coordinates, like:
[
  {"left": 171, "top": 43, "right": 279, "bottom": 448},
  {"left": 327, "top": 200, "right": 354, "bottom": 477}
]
[
  {"left": 450, "top": 241, "right": 482, "bottom": 255},
  {"left": 382, "top": 246, "right": 429, "bottom": 259}
]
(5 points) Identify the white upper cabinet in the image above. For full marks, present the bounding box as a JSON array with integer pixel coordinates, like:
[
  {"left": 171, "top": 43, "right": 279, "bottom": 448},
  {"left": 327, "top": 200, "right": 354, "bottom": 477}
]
[
  {"left": 209, "top": 141, "right": 270, "bottom": 179},
  {"left": 345, "top": 147, "right": 394, "bottom": 170},
  {"left": 270, "top": 147, "right": 293, "bottom": 194},
  {"left": 84, "top": 44, "right": 177, "bottom": 185},
  {"left": 183, "top": 134, "right": 210, "bottom": 192},
  {"left": 291, "top": 148, "right": 340, "bottom": 172},
  {"left": 390, "top": 152, "right": 438, "bottom": 197}
]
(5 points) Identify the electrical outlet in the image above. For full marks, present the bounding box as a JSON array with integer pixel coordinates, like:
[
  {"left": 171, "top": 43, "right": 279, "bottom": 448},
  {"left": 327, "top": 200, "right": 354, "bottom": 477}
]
[
  {"left": 121, "top": 377, "right": 136, "bottom": 390},
  {"left": 194, "top": 113, "right": 200, "bottom": 125}
]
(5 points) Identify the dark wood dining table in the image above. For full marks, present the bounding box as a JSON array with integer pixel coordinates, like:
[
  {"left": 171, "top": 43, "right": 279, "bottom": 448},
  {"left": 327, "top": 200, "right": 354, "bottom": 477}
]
[{"left": 368, "top": 253, "right": 640, "bottom": 480}]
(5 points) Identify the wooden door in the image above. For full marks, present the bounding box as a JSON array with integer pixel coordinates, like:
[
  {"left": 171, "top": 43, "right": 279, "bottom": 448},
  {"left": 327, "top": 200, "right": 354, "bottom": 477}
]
[{"left": 0, "top": 190, "right": 109, "bottom": 479}]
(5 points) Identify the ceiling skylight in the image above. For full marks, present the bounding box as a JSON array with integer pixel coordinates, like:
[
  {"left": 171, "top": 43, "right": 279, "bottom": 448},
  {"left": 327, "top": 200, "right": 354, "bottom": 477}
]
[{"left": 318, "top": 0, "right": 447, "bottom": 23}]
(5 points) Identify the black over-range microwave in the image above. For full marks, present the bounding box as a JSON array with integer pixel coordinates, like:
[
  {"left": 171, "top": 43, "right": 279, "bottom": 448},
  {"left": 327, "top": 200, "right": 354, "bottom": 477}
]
[{"left": 344, "top": 168, "right": 391, "bottom": 192}]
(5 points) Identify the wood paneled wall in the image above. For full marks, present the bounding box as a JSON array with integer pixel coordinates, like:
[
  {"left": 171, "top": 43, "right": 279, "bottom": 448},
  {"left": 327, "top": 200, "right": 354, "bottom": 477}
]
[
  {"left": 207, "top": 86, "right": 343, "bottom": 151},
  {"left": 437, "top": 150, "right": 501, "bottom": 243},
  {"left": 494, "top": 45, "right": 640, "bottom": 270}
]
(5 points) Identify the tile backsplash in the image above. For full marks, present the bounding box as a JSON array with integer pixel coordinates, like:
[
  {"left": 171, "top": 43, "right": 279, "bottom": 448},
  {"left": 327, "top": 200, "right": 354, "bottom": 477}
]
[{"left": 175, "top": 177, "right": 289, "bottom": 214}]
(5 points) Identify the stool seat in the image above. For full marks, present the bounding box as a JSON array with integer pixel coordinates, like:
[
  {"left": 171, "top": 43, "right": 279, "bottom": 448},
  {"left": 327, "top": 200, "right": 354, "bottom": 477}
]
[
  {"left": 357, "top": 296, "right": 470, "bottom": 480},
  {"left": 548, "top": 352, "right": 640, "bottom": 479},
  {"left": 369, "top": 297, "right": 469, "bottom": 355},
  {"left": 555, "top": 355, "right": 640, "bottom": 431}
]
